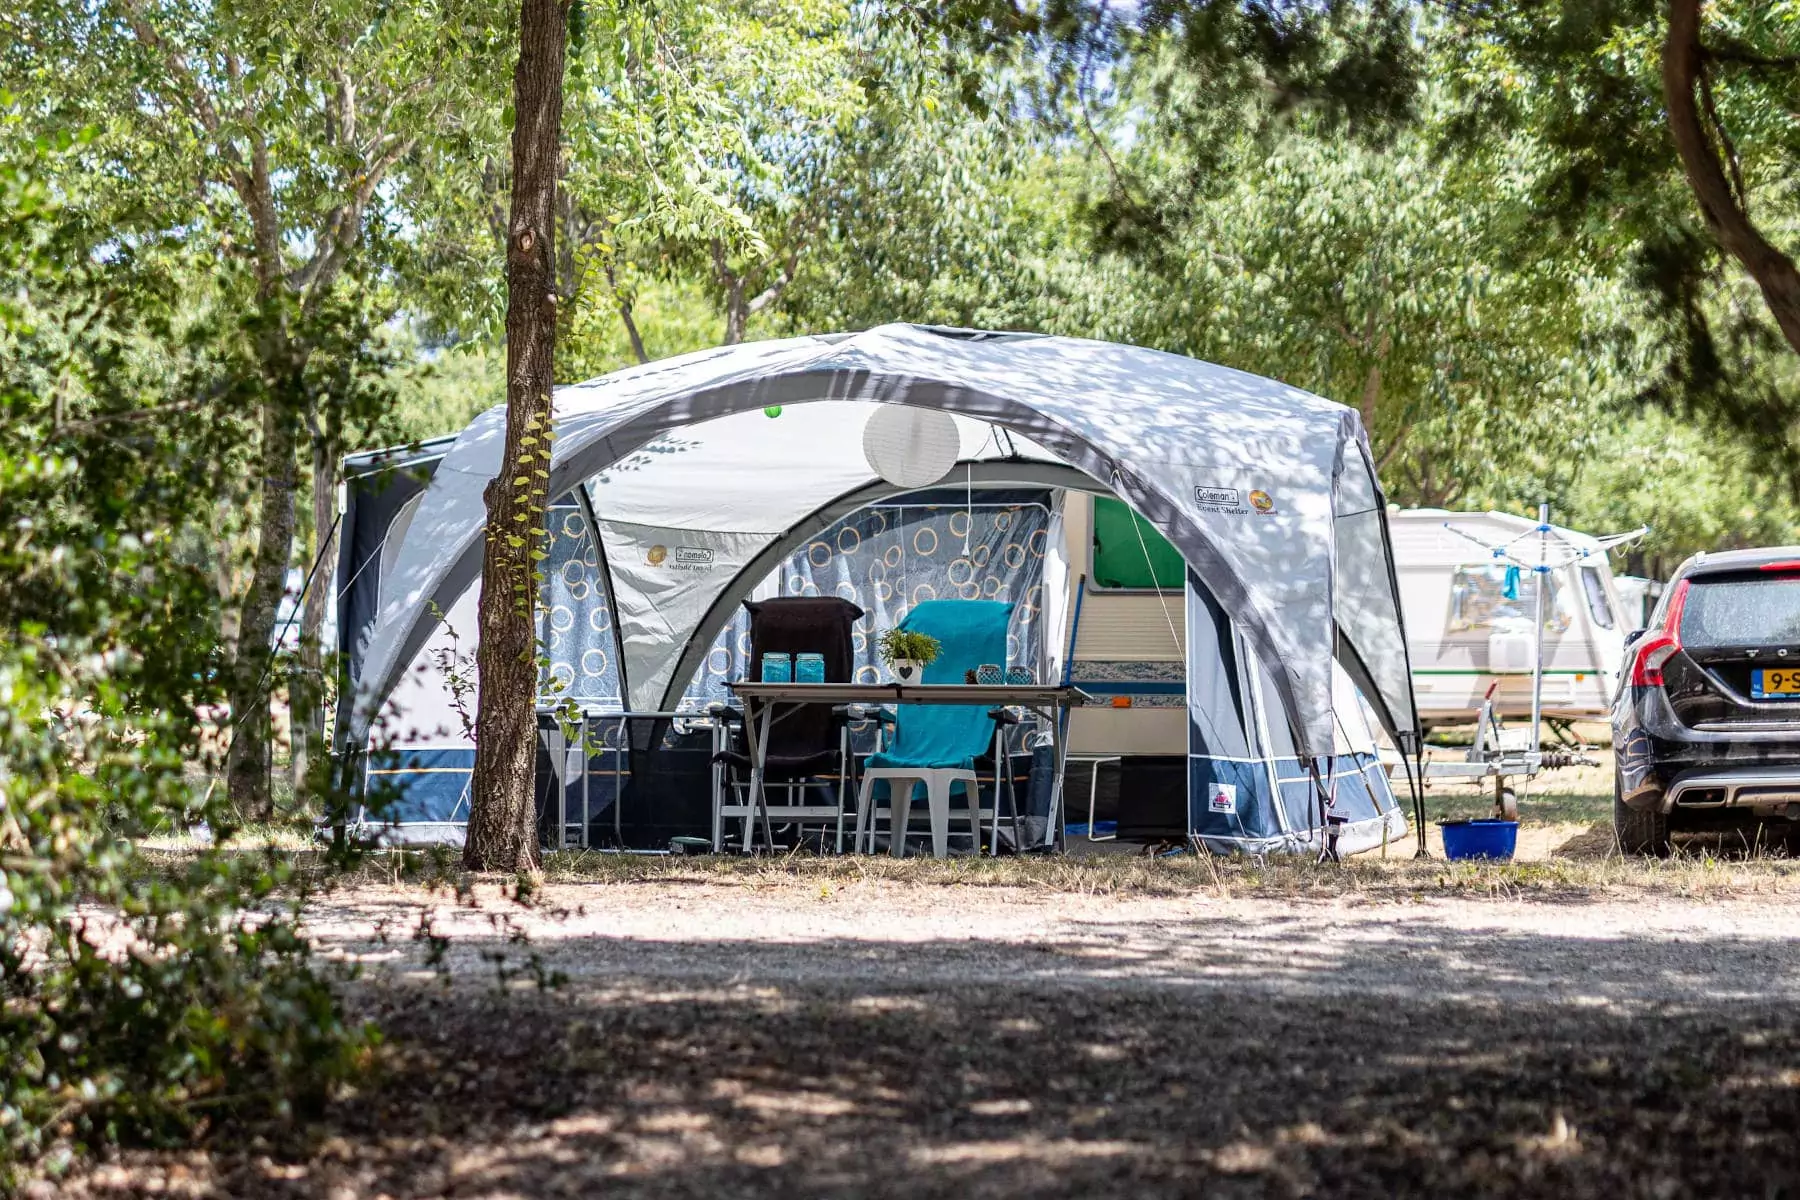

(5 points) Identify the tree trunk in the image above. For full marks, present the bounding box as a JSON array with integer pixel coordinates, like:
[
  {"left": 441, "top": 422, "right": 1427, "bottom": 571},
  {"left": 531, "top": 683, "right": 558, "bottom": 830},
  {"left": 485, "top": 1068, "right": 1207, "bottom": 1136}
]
[
  {"left": 291, "top": 439, "right": 338, "bottom": 797},
  {"left": 464, "top": 0, "right": 568, "bottom": 874},
  {"left": 604, "top": 260, "right": 649, "bottom": 364},
  {"left": 1358, "top": 360, "right": 1382, "bottom": 441},
  {"left": 723, "top": 282, "right": 748, "bottom": 345},
  {"left": 223, "top": 123, "right": 302, "bottom": 821},
  {"left": 226, "top": 399, "right": 300, "bottom": 820},
  {"left": 619, "top": 298, "right": 649, "bottom": 363},
  {"left": 1663, "top": 0, "right": 1800, "bottom": 358},
  {"left": 713, "top": 240, "right": 750, "bottom": 346}
]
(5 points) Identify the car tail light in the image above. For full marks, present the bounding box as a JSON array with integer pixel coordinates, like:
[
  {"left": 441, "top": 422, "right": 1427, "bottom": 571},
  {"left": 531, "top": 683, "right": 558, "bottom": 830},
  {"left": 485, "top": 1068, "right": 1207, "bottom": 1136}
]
[
  {"left": 1630, "top": 635, "right": 1680, "bottom": 686},
  {"left": 1760, "top": 560, "right": 1800, "bottom": 573},
  {"left": 1629, "top": 579, "right": 1690, "bottom": 687}
]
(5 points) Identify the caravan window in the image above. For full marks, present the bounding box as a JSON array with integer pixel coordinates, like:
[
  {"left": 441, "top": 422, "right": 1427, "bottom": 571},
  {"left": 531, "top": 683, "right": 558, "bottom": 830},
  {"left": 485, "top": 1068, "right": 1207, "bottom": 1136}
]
[
  {"left": 1447, "top": 565, "right": 1573, "bottom": 634},
  {"left": 1580, "top": 566, "right": 1615, "bottom": 630},
  {"left": 1090, "top": 497, "right": 1186, "bottom": 590}
]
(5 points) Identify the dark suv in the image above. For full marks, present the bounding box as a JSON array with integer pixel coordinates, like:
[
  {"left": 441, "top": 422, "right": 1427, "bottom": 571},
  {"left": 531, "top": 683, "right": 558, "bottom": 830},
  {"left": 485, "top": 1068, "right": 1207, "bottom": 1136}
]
[{"left": 1615, "top": 546, "right": 1800, "bottom": 854}]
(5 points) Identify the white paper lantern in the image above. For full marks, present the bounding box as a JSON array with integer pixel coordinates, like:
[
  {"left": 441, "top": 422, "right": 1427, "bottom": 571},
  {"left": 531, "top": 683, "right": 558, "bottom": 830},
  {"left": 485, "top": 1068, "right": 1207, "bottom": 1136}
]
[{"left": 862, "top": 405, "right": 960, "bottom": 489}]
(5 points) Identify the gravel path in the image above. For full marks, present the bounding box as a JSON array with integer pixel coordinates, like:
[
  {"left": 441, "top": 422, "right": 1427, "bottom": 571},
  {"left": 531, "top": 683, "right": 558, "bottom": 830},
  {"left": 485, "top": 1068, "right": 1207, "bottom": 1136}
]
[
  {"left": 315, "top": 879, "right": 1800, "bottom": 1008},
  {"left": 62, "top": 878, "right": 1800, "bottom": 1198}
]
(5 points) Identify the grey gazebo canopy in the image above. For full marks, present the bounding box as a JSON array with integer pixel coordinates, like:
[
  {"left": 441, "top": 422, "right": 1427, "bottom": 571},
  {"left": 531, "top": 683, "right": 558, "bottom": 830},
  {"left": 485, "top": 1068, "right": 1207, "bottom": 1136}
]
[{"left": 346, "top": 324, "right": 1420, "bottom": 762}]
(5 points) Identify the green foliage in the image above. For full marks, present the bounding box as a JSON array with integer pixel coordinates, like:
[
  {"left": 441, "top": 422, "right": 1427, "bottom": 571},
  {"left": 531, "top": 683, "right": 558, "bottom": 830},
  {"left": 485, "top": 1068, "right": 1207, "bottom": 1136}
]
[
  {"left": 404, "top": 0, "right": 1021, "bottom": 359},
  {"left": 559, "top": 0, "right": 875, "bottom": 343},
  {"left": 777, "top": 20, "right": 1795, "bottom": 565},
  {"left": 4, "top": 0, "right": 514, "bottom": 817},
  {"left": 776, "top": 106, "right": 1039, "bottom": 333},
  {"left": 561, "top": 277, "right": 721, "bottom": 383},
  {"left": 4, "top": 0, "right": 507, "bottom": 353},
  {"left": 0, "top": 131, "right": 366, "bottom": 1183},
  {"left": 1127, "top": 130, "right": 1593, "bottom": 477},
  {"left": 1437, "top": 2, "right": 1800, "bottom": 471},
  {"left": 876, "top": 628, "right": 942, "bottom": 668},
  {"left": 1562, "top": 409, "right": 1800, "bottom": 574},
  {"left": 387, "top": 334, "right": 507, "bottom": 444}
]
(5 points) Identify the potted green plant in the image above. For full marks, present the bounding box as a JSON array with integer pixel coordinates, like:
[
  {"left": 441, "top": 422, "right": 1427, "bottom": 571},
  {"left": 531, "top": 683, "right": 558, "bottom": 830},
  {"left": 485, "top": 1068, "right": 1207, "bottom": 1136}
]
[{"left": 876, "top": 627, "right": 941, "bottom": 683}]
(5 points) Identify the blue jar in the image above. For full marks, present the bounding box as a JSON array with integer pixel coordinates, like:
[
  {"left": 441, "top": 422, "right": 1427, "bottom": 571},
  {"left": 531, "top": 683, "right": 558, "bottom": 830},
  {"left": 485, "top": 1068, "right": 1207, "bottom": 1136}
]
[
  {"left": 760, "top": 652, "right": 793, "bottom": 683},
  {"left": 795, "top": 652, "right": 825, "bottom": 684}
]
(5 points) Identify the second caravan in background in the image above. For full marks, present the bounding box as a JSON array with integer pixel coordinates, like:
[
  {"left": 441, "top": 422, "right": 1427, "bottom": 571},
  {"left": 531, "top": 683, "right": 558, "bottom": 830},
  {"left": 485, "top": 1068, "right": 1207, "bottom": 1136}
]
[{"left": 1389, "top": 509, "right": 1630, "bottom": 728}]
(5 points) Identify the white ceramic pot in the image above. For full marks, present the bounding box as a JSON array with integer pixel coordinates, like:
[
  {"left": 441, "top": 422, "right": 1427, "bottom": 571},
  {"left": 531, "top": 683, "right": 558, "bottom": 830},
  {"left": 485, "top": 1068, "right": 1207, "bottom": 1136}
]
[{"left": 891, "top": 659, "right": 922, "bottom": 683}]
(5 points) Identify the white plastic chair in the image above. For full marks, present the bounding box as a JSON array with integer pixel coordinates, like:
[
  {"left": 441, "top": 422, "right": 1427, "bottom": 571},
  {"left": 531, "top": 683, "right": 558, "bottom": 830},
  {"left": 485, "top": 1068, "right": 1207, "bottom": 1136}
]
[{"left": 855, "top": 767, "right": 981, "bottom": 859}]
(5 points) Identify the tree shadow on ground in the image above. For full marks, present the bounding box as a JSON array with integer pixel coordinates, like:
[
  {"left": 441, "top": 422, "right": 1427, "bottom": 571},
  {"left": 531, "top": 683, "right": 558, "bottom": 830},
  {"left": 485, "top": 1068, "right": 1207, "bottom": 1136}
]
[
  {"left": 1544, "top": 818, "right": 1800, "bottom": 863},
  {"left": 1549, "top": 821, "right": 1617, "bottom": 858},
  {"left": 68, "top": 920, "right": 1800, "bottom": 1199}
]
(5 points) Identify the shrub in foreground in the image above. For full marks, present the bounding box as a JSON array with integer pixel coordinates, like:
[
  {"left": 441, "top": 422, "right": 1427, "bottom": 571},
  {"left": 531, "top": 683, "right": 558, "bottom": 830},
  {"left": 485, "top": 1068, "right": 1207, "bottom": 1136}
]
[{"left": 0, "top": 132, "right": 369, "bottom": 1185}]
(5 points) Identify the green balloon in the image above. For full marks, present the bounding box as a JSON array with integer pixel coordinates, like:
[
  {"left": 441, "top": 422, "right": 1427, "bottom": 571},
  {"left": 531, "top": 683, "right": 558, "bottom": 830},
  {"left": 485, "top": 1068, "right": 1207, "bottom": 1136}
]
[{"left": 764, "top": 405, "right": 783, "bottom": 418}]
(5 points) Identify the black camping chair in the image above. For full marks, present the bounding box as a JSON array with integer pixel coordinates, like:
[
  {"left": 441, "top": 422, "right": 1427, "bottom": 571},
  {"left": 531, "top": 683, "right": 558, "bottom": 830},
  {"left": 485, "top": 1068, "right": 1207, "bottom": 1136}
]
[{"left": 711, "top": 596, "right": 865, "bottom": 852}]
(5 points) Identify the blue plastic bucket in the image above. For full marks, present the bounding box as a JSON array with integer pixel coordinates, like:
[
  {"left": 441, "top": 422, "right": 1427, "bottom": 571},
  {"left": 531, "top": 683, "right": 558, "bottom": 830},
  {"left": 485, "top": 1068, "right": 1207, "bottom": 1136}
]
[{"left": 1441, "top": 819, "right": 1519, "bottom": 861}]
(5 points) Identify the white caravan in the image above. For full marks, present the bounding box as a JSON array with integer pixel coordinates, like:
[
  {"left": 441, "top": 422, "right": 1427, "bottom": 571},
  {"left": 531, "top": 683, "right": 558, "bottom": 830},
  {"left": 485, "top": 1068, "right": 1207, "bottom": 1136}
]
[{"left": 1390, "top": 509, "right": 1630, "bottom": 727}]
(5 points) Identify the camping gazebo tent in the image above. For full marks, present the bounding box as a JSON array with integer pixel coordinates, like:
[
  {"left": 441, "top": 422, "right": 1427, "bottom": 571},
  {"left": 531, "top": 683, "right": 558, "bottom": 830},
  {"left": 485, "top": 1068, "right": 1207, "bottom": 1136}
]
[{"left": 337, "top": 324, "right": 1423, "bottom": 854}]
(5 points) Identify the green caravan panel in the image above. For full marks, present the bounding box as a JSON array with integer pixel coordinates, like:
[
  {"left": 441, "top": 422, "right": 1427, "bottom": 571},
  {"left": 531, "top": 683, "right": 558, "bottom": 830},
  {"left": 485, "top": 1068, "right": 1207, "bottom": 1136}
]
[{"left": 1092, "top": 496, "right": 1187, "bottom": 590}]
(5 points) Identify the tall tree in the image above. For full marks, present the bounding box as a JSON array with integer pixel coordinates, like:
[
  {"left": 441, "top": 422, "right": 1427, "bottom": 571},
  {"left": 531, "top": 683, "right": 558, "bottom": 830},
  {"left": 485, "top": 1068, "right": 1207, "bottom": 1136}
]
[
  {"left": 1442, "top": 1, "right": 1800, "bottom": 472},
  {"left": 5, "top": 0, "right": 502, "bottom": 815},
  {"left": 465, "top": 0, "right": 569, "bottom": 873},
  {"left": 0, "top": 124, "right": 369, "bottom": 1180},
  {"left": 403, "top": 1, "right": 1030, "bottom": 369},
  {"left": 1661, "top": 0, "right": 1800, "bottom": 356}
]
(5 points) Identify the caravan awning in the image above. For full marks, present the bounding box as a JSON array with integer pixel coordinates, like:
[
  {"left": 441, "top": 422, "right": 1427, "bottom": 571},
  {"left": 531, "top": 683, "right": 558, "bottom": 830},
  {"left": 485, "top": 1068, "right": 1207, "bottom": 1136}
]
[{"left": 349, "top": 324, "right": 1418, "bottom": 757}]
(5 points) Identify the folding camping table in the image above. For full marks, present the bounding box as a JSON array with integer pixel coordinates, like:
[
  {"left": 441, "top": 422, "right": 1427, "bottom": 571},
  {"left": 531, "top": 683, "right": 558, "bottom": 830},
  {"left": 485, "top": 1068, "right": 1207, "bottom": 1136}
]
[{"left": 726, "top": 682, "right": 1090, "bottom": 855}]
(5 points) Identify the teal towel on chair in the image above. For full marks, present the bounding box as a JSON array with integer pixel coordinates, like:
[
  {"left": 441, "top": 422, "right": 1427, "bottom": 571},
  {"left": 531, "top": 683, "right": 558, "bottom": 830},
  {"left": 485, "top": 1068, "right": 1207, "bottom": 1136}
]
[{"left": 868, "top": 599, "right": 1013, "bottom": 778}]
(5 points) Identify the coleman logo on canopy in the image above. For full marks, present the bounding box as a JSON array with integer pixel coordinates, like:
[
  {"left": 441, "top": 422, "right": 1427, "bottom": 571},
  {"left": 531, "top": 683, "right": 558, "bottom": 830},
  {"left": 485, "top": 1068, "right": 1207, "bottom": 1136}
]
[
  {"left": 1194, "top": 485, "right": 1249, "bottom": 515},
  {"left": 647, "top": 543, "right": 716, "bottom": 569},
  {"left": 1249, "top": 490, "right": 1276, "bottom": 514}
]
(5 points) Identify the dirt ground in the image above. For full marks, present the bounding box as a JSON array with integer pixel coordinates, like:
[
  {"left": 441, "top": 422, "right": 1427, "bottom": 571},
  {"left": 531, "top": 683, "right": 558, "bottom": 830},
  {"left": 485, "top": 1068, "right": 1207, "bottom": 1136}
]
[{"left": 55, "top": 763, "right": 1800, "bottom": 1198}]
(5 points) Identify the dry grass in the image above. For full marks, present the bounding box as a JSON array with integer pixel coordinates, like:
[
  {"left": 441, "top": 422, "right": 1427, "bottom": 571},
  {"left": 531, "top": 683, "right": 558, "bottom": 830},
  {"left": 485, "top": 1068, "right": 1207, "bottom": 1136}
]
[
  {"left": 135, "top": 759, "right": 1800, "bottom": 906},
  {"left": 500, "top": 758, "right": 1800, "bottom": 902},
  {"left": 288, "top": 829, "right": 1800, "bottom": 909},
  {"left": 520, "top": 842, "right": 1800, "bottom": 903}
]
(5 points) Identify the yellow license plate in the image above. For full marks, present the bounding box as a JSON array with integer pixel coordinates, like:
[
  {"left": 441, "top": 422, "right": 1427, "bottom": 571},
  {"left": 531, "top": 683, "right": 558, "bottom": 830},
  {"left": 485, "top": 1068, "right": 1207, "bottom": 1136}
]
[{"left": 1754, "top": 669, "right": 1800, "bottom": 699}]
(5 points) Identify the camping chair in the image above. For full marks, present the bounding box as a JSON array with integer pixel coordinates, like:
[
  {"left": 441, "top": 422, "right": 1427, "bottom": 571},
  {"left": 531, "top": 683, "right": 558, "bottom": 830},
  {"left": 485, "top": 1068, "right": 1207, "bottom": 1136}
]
[
  {"left": 712, "top": 596, "right": 864, "bottom": 852},
  {"left": 855, "top": 599, "right": 1014, "bottom": 859}
]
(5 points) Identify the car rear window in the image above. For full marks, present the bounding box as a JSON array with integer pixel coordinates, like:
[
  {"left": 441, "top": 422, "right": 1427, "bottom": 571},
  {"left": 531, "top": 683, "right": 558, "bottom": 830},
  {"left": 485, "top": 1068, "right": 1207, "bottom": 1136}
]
[{"left": 1679, "top": 576, "right": 1800, "bottom": 646}]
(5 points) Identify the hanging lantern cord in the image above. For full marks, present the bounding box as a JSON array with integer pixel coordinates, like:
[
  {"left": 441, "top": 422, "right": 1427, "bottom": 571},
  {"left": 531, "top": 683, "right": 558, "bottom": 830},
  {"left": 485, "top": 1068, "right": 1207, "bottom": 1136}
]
[{"left": 964, "top": 461, "right": 973, "bottom": 555}]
